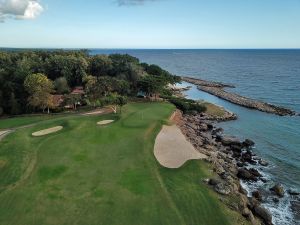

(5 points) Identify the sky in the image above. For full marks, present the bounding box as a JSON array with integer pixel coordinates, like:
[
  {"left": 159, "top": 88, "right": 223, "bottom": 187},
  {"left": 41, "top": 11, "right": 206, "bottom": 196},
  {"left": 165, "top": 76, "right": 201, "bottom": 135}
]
[{"left": 0, "top": 0, "right": 300, "bottom": 49}]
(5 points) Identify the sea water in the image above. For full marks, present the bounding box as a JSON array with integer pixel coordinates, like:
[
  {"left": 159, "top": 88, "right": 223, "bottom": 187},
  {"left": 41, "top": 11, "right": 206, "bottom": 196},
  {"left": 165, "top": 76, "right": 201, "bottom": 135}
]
[{"left": 91, "top": 49, "right": 300, "bottom": 225}]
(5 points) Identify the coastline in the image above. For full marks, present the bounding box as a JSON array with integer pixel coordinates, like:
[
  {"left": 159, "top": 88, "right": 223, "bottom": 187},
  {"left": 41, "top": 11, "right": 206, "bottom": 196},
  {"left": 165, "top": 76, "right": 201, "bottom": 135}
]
[
  {"left": 173, "top": 109, "right": 273, "bottom": 225},
  {"left": 174, "top": 83, "right": 300, "bottom": 225},
  {"left": 182, "top": 77, "right": 296, "bottom": 116}
]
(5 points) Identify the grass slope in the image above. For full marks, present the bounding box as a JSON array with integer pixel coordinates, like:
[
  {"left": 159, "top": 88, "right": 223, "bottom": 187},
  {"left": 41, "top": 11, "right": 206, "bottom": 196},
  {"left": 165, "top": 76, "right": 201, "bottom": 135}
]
[{"left": 0, "top": 102, "right": 245, "bottom": 225}]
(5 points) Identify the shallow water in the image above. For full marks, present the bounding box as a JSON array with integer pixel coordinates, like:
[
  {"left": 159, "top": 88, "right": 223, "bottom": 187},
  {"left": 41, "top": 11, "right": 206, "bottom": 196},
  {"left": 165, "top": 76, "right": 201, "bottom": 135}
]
[{"left": 91, "top": 49, "right": 300, "bottom": 224}]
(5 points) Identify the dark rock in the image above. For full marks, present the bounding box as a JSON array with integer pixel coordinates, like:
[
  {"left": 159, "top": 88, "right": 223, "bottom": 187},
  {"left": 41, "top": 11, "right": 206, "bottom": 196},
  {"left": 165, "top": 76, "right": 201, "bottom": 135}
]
[
  {"left": 236, "top": 162, "right": 244, "bottom": 167},
  {"left": 259, "top": 159, "right": 269, "bottom": 167},
  {"left": 252, "top": 190, "right": 263, "bottom": 201},
  {"left": 239, "top": 186, "right": 248, "bottom": 195},
  {"left": 199, "top": 123, "right": 208, "bottom": 131},
  {"left": 248, "top": 197, "right": 260, "bottom": 210},
  {"left": 231, "top": 144, "right": 243, "bottom": 152},
  {"left": 214, "top": 183, "right": 231, "bottom": 195},
  {"left": 291, "top": 200, "right": 300, "bottom": 221},
  {"left": 260, "top": 177, "right": 268, "bottom": 183},
  {"left": 207, "top": 123, "right": 214, "bottom": 130},
  {"left": 253, "top": 205, "right": 273, "bottom": 225},
  {"left": 237, "top": 168, "right": 260, "bottom": 181},
  {"left": 249, "top": 168, "right": 261, "bottom": 178},
  {"left": 208, "top": 178, "right": 221, "bottom": 186},
  {"left": 221, "top": 136, "right": 242, "bottom": 146},
  {"left": 212, "top": 127, "right": 223, "bottom": 135},
  {"left": 288, "top": 189, "right": 300, "bottom": 196},
  {"left": 241, "top": 152, "right": 256, "bottom": 164},
  {"left": 270, "top": 184, "right": 285, "bottom": 198},
  {"left": 243, "top": 139, "right": 255, "bottom": 147}
]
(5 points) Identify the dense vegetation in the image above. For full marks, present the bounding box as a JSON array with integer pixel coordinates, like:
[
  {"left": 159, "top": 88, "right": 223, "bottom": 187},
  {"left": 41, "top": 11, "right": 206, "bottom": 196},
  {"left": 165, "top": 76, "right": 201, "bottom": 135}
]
[
  {"left": 0, "top": 102, "right": 244, "bottom": 225},
  {"left": 163, "top": 95, "right": 206, "bottom": 114},
  {"left": 0, "top": 50, "right": 180, "bottom": 116}
]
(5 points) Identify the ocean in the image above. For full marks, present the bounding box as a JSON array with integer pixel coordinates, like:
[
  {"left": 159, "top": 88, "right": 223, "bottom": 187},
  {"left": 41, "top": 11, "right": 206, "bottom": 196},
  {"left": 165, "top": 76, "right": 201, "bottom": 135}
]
[{"left": 90, "top": 49, "right": 300, "bottom": 225}]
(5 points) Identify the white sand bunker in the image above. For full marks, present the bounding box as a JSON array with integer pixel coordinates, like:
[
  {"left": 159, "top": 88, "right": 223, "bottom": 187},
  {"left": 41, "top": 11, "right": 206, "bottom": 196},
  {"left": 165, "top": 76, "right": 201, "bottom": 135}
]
[
  {"left": 32, "top": 126, "right": 63, "bottom": 137},
  {"left": 154, "top": 125, "right": 207, "bottom": 169},
  {"left": 97, "top": 120, "right": 114, "bottom": 125},
  {"left": 84, "top": 110, "right": 105, "bottom": 116}
]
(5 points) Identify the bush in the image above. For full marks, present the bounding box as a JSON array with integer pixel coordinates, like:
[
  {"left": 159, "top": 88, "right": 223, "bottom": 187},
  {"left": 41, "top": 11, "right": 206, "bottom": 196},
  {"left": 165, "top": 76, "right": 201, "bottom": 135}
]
[{"left": 167, "top": 96, "right": 206, "bottom": 114}]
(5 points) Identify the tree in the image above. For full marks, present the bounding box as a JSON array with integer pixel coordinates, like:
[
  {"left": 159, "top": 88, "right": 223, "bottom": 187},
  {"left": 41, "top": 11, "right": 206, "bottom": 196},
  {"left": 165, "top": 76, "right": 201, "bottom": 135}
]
[
  {"left": 89, "top": 55, "right": 113, "bottom": 77},
  {"left": 138, "top": 75, "right": 165, "bottom": 98},
  {"left": 116, "top": 95, "right": 127, "bottom": 114},
  {"left": 24, "top": 73, "right": 54, "bottom": 113},
  {"left": 84, "top": 75, "right": 101, "bottom": 107},
  {"left": 9, "top": 93, "right": 21, "bottom": 115},
  {"left": 64, "top": 94, "right": 82, "bottom": 110},
  {"left": 54, "top": 77, "right": 70, "bottom": 94}
]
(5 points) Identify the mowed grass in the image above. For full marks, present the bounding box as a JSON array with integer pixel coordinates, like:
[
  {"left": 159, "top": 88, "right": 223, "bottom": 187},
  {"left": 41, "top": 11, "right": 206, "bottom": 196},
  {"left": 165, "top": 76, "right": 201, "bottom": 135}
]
[
  {"left": 0, "top": 102, "right": 245, "bottom": 225},
  {"left": 0, "top": 114, "right": 67, "bottom": 130}
]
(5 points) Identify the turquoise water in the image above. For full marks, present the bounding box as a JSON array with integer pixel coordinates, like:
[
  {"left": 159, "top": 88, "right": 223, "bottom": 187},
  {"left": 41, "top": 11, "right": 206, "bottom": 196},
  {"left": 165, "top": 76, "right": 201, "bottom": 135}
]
[{"left": 91, "top": 49, "right": 300, "bottom": 224}]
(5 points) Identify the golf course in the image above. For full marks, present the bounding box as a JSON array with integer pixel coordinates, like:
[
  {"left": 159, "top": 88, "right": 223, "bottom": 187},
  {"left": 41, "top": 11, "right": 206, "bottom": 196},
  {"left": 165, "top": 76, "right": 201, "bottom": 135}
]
[{"left": 0, "top": 102, "right": 246, "bottom": 225}]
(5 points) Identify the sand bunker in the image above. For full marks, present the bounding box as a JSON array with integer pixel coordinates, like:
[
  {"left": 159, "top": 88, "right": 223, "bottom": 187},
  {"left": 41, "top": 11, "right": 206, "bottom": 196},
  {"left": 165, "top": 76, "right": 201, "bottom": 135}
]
[
  {"left": 84, "top": 110, "right": 105, "bottom": 116},
  {"left": 154, "top": 125, "right": 207, "bottom": 169},
  {"left": 97, "top": 120, "right": 114, "bottom": 125},
  {"left": 32, "top": 126, "right": 63, "bottom": 137}
]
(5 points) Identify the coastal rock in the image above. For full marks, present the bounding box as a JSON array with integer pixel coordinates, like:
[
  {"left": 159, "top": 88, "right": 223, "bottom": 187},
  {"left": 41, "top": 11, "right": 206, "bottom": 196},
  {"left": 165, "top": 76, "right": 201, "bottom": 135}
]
[
  {"left": 291, "top": 200, "right": 300, "bottom": 221},
  {"left": 212, "top": 127, "right": 223, "bottom": 135},
  {"left": 243, "top": 139, "right": 255, "bottom": 148},
  {"left": 239, "top": 186, "right": 248, "bottom": 195},
  {"left": 259, "top": 159, "right": 269, "bottom": 167},
  {"left": 214, "top": 183, "right": 231, "bottom": 195},
  {"left": 231, "top": 144, "right": 243, "bottom": 153},
  {"left": 208, "top": 178, "right": 221, "bottom": 186},
  {"left": 237, "top": 168, "right": 260, "bottom": 181},
  {"left": 248, "top": 197, "right": 260, "bottom": 210},
  {"left": 248, "top": 168, "right": 261, "bottom": 178},
  {"left": 288, "top": 189, "right": 300, "bottom": 196},
  {"left": 221, "top": 136, "right": 242, "bottom": 146},
  {"left": 253, "top": 206, "right": 273, "bottom": 225},
  {"left": 252, "top": 190, "right": 263, "bottom": 202},
  {"left": 270, "top": 184, "right": 285, "bottom": 198}
]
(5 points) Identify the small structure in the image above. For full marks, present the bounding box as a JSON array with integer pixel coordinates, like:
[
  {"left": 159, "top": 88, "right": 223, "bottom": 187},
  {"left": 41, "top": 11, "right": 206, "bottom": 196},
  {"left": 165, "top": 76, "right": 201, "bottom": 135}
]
[
  {"left": 71, "top": 86, "right": 85, "bottom": 95},
  {"left": 137, "top": 91, "right": 146, "bottom": 98}
]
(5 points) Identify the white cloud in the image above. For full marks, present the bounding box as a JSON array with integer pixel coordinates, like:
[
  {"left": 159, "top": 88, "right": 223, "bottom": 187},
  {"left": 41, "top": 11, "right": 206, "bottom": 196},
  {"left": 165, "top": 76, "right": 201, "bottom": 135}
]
[{"left": 0, "top": 0, "right": 43, "bottom": 22}]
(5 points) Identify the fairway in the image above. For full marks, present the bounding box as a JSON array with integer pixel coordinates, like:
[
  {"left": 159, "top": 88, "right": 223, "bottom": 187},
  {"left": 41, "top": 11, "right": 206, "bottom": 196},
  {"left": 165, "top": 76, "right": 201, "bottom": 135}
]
[{"left": 0, "top": 102, "right": 243, "bottom": 225}]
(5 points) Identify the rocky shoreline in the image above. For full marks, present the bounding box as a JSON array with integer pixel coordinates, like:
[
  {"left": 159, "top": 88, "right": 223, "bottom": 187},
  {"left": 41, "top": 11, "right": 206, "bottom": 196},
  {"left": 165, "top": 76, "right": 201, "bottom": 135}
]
[
  {"left": 182, "top": 77, "right": 296, "bottom": 116},
  {"left": 174, "top": 110, "right": 299, "bottom": 225}
]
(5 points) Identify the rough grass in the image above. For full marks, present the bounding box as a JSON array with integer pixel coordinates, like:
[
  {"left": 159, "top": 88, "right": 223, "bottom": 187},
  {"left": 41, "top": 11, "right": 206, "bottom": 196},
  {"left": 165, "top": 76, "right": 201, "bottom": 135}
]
[
  {"left": 0, "top": 115, "right": 69, "bottom": 129},
  {"left": 0, "top": 102, "right": 246, "bottom": 225},
  {"left": 203, "top": 102, "right": 227, "bottom": 117}
]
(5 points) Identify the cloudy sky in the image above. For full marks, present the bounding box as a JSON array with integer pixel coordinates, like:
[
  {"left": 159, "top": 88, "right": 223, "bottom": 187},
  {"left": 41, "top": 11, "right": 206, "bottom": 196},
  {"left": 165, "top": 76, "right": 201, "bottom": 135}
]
[{"left": 0, "top": 0, "right": 300, "bottom": 48}]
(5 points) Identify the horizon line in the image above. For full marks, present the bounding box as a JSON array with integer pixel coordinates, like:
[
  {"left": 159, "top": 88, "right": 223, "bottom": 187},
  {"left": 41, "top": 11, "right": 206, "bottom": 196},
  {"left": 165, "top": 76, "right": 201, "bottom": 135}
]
[{"left": 1, "top": 47, "right": 300, "bottom": 50}]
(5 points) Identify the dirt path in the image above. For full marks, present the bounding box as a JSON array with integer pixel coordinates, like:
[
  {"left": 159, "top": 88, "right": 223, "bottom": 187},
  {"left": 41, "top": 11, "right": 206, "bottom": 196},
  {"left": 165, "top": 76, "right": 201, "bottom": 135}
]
[{"left": 154, "top": 125, "right": 207, "bottom": 169}]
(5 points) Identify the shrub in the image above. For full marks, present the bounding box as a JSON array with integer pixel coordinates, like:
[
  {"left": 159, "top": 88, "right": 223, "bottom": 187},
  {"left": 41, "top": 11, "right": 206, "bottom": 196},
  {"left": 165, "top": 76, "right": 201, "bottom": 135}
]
[{"left": 166, "top": 96, "right": 206, "bottom": 114}]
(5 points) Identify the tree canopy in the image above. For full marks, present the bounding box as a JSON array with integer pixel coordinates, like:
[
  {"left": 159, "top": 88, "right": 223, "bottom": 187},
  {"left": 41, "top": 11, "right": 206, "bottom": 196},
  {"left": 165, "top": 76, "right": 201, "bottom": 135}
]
[{"left": 0, "top": 50, "right": 181, "bottom": 115}]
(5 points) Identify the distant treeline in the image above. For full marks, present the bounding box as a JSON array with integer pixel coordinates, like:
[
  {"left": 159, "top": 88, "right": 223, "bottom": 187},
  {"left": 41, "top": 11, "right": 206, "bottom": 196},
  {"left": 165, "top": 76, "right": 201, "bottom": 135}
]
[{"left": 0, "top": 50, "right": 180, "bottom": 116}]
